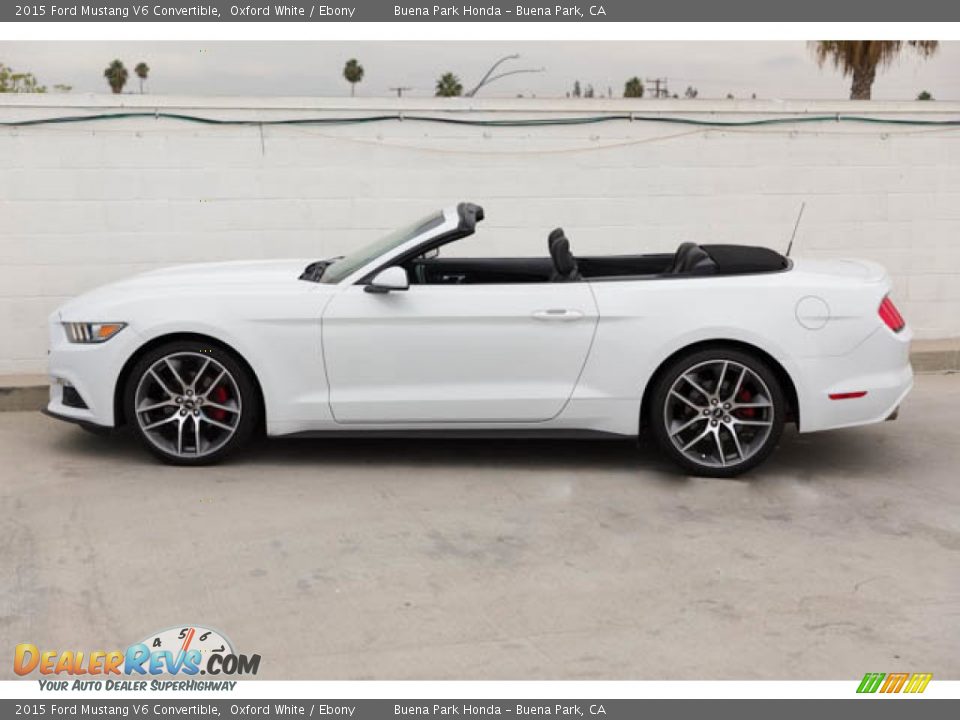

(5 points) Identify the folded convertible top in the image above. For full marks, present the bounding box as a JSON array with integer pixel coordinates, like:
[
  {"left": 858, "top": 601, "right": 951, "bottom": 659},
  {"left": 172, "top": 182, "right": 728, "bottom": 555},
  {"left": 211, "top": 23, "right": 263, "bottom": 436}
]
[{"left": 701, "top": 244, "right": 790, "bottom": 274}]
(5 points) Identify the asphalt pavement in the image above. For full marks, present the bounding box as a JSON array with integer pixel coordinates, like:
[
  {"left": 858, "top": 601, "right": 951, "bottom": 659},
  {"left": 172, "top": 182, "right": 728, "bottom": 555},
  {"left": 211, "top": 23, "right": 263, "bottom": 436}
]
[{"left": 1, "top": 374, "right": 958, "bottom": 680}]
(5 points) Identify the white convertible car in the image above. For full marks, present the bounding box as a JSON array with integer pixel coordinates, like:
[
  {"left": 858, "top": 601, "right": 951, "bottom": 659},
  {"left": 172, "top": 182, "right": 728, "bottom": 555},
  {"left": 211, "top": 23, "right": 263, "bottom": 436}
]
[{"left": 45, "top": 202, "right": 913, "bottom": 477}]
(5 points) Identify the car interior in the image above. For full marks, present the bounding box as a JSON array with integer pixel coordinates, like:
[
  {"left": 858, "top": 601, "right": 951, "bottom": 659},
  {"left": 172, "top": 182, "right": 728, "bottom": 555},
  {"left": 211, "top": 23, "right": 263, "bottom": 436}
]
[{"left": 406, "top": 227, "right": 790, "bottom": 285}]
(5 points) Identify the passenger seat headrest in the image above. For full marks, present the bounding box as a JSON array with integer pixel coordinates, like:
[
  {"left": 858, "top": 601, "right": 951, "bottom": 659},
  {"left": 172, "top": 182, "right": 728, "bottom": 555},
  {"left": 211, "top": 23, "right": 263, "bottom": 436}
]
[
  {"left": 548, "top": 227, "right": 565, "bottom": 250},
  {"left": 551, "top": 237, "right": 579, "bottom": 278}
]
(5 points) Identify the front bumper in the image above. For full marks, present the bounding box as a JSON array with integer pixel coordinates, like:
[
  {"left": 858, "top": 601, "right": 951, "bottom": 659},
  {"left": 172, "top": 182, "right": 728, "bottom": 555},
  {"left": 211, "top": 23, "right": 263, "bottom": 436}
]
[
  {"left": 46, "top": 318, "right": 144, "bottom": 428},
  {"left": 41, "top": 406, "right": 117, "bottom": 434}
]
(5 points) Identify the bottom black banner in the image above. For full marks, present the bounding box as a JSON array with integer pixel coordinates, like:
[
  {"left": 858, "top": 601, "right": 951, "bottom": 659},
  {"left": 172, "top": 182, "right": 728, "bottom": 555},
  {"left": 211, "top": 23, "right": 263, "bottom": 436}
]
[{"left": 1, "top": 700, "right": 958, "bottom": 720}]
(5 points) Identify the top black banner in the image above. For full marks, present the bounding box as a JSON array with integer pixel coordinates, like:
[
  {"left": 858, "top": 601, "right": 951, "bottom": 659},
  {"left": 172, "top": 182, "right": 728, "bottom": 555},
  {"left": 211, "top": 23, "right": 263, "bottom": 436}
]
[{"left": 5, "top": 0, "right": 958, "bottom": 22}]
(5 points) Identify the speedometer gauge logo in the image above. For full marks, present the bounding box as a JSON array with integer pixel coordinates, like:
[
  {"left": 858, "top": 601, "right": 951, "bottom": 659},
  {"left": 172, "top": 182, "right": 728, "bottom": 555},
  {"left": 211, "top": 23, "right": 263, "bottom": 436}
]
[
  {"left": 140, "top": 625, "right": 235, "bottom": 663},
  {"left": 131, "top": 624, "right": 259, "bottom": 676}
]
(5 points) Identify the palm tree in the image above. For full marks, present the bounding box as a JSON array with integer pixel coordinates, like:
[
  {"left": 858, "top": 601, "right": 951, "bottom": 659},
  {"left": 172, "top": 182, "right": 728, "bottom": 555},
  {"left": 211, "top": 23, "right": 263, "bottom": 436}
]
[
  {"left": 103, "top": 60, "right": 128, "bottom": 94},
  {"left": 343, "top": 58, "right": 364, "bottom": 97},
  {"left": 134, "top": 62, "right": 149, "bottom": 94},
  {"left": 623, "top": 77, "right": 644, "bottom": 98},
  {"left": 435, "top": 72, "right": 463, "bottom": 97},
  {"left": 0, "top": 63, "right": 46, "bottom": 93},
  {"left": 811, "top": 41, "right": 939, "bottom": 100}
]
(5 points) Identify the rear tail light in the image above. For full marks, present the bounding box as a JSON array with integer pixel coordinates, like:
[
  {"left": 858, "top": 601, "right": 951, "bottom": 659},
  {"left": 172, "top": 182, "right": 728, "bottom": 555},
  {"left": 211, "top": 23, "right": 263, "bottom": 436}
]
[{"left": 878, "top": 295, "right": 905, "bottom": 333}]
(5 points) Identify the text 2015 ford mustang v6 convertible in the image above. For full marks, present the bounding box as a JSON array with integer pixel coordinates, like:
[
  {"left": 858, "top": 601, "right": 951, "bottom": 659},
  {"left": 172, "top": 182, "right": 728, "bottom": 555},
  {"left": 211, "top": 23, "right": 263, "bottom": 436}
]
[{"left": 45, "top": 203, "right": 912, "bottom": 477}]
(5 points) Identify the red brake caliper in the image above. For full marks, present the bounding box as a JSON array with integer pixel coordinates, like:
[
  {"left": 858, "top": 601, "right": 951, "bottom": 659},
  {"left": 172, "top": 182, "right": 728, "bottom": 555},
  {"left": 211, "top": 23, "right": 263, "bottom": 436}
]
[
  {"left": 737, "top": 389, "right": 755, "bottom": 419},
  {"left": 210, "top": 386, "right": 229, "bottom": 421}
]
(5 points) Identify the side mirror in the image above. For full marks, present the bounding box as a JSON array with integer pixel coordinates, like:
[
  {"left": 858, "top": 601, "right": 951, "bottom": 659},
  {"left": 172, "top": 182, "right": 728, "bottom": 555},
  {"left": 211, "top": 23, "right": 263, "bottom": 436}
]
[{"left": 365, "top": 266, "right": 409, "bottom": 294}]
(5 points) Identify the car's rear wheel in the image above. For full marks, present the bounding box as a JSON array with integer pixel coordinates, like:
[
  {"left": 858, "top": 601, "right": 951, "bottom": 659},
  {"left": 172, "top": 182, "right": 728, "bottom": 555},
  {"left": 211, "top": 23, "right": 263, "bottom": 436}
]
[
  {"left": 124, "top": 341, "right": 259, "bottom": 465},
  {"left": 649, "top": 347, "right": 785, "bottom": 477}
]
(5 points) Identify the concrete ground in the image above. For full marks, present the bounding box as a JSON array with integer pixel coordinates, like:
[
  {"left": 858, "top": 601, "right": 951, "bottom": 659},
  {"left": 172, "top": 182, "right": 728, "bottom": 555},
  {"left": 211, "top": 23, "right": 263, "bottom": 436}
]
[{"left": 1, "top": 374, "right": 958, "bottom": 681}]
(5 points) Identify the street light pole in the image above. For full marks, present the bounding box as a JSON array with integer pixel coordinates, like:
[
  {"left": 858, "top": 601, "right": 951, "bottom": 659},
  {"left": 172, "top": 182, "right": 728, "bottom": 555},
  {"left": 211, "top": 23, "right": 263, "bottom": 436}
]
[{"left": 464, "top": 54, "right": 545, "bottom": 97}]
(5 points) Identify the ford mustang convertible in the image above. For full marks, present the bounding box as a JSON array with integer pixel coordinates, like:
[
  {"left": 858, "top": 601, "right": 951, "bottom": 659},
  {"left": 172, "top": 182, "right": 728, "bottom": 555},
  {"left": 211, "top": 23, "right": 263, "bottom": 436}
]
[{"left": 45, "top": 202, "right": 913, "bottom": 477}]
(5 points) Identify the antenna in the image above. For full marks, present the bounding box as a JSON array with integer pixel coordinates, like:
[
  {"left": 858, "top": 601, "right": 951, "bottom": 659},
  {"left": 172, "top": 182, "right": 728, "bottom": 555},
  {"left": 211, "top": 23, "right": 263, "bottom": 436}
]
[{"left": 786, "top": 202, "right": 806, "bottom": 258}]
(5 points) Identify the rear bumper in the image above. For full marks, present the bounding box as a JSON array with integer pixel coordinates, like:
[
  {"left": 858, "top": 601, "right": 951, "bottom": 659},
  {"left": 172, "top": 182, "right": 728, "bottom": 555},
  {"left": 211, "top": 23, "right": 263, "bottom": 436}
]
[{"left": 796, "top": 325, "right": 913, "bottom": 434}]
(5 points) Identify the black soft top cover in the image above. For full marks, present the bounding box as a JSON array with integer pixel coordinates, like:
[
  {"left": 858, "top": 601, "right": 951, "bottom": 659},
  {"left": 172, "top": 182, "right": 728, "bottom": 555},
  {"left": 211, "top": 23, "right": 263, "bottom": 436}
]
[{"left": 700, "top": 244, "right": 789, "bottom": 274}]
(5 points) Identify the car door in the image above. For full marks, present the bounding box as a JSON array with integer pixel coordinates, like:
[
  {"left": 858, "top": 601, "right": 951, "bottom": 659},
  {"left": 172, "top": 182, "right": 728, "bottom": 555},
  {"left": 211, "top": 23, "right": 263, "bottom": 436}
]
[{"left": 321, "top": 281, "right": 599, "bottom": 423}]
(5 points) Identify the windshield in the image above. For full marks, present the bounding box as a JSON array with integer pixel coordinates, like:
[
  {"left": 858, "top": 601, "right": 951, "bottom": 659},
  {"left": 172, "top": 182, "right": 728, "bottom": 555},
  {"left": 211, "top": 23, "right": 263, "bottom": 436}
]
[{"left": 321, "top": 211, "right": 446, "bottom": 284}]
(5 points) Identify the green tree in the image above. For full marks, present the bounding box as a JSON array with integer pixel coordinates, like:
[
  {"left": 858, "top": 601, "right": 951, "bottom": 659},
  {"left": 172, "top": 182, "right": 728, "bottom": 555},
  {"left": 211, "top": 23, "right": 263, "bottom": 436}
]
[
  {"left": 684, "top": 85, "right": 698, "bottom": 99},
  {"left": 572, "top": 80, "right": 581, "bottom": 98},
  {"left": 435, "top": 72, "right": 463, "bottom": 97},
  {"left": 0, "top": 63, "right": 47, "bottom": 93},
  {"left": 103, "top": 59, "right": 128, "bottom": 94},
  {"left": 584, "top": 84, "right": 595, "bottom": 98},
  {"left": 917, "top": 90, "right": 933, "bottom": 101},
  {"left": 343, "top": 58, "right": 364, "bottom": 97},
  {"left": 134, "top": 62, "right": 149, "bottom": 94},
  {"left": 623, "top": 77, "right": 644, "bottom": 98},
  {"left": 811, "top": 41, "right": 939, "bottom": 100}
]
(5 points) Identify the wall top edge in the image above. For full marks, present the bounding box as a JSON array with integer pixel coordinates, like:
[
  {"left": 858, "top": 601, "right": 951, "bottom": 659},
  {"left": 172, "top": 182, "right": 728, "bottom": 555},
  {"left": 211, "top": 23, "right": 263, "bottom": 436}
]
[{"left": 2, "top": 94, "right": 960, "bottom": 115}]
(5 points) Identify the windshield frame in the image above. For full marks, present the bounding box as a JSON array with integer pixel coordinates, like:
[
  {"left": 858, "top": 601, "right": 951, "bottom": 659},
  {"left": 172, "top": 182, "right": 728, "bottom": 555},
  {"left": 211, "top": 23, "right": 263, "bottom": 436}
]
[{"left": 320, "top": 210, "right": 449, "bottom": 285}]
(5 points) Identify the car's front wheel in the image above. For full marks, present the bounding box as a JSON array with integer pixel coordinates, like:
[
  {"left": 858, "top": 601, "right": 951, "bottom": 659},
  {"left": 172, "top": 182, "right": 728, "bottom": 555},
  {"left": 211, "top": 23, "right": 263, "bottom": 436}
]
[
  {"left": 649, "top": 347, "right": 786, "bottom": 477},
  {"left": 124, "top": 340, "right": 259, "bottom": 465}
]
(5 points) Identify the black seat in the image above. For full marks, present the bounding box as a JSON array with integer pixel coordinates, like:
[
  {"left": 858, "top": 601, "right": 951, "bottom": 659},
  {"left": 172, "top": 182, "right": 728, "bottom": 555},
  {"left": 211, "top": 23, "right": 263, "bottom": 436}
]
[
  {"left": 547, "top": 228, "right": 582, "bottom": 282},
  {"left": 668, "top": 242, "right": 715, "bottom": 275}
]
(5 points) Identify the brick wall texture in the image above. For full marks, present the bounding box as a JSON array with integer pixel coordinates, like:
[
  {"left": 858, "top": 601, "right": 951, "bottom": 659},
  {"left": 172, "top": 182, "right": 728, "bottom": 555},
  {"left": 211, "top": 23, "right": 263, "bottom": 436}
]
[{"left": 2, "top": 96, "right": 958, "bottom": 373}]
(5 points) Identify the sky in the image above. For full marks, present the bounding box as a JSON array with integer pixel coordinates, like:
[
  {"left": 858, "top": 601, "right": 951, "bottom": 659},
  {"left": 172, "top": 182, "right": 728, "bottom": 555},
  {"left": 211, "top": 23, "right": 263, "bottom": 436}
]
[{"left": 2, "top": 41, "right": 958, "bottom": 100}]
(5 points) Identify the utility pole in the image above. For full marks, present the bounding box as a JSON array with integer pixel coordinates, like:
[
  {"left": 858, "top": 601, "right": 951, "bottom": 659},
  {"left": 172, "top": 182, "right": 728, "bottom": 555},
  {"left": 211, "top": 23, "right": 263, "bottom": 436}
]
[
  {"left": 645, "top": 77, "right": 669, "bottom": 98},
  {"left": 388, "top": 86, "right": 412, "bottom": 98}
]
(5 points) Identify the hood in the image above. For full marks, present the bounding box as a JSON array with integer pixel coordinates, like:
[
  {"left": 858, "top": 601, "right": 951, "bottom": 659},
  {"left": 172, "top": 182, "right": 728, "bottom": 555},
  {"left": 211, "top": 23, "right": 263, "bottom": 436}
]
[
  {"left": 134, "top": 258, "right": 317, "bottom": 286},
  {"left": 85, "top": 258, "right": 319, "bottom": 296},
  {"left": 54, "top": 258, "right": 327, "bottom": 321}
]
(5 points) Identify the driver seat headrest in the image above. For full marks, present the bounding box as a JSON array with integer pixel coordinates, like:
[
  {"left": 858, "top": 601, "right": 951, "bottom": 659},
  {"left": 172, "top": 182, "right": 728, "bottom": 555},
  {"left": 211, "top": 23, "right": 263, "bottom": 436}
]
[
  {"left": 548, "top": 227, "right": 565, "bottom": 250},
  {"left": 548, "top": 228, "right": 582, "bottom": 282}
]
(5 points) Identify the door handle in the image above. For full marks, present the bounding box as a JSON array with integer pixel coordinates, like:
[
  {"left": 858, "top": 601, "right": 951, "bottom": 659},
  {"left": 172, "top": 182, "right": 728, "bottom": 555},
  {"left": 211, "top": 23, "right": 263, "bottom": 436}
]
[{"left": 532, "top": 308, "right": 584, "bottom": 321}]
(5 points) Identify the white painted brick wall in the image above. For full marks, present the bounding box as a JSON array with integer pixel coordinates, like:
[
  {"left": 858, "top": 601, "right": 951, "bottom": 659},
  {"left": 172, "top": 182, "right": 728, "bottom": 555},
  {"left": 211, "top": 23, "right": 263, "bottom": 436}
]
[{"left": 2, "top": 95, "right": 959, "bottom": 374}]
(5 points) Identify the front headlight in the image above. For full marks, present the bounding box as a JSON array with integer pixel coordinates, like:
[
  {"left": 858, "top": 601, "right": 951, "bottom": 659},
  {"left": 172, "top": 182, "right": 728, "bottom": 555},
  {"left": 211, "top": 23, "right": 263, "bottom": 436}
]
[{"left": 63, "top": 322, "right": 127, "bottom": 344}]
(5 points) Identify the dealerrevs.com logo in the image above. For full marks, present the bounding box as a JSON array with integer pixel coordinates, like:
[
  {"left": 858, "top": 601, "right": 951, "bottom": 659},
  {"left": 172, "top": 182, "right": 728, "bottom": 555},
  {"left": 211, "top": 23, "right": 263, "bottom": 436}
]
[{"left": 14, "top": 626, "right": 260, "bottom": 689}]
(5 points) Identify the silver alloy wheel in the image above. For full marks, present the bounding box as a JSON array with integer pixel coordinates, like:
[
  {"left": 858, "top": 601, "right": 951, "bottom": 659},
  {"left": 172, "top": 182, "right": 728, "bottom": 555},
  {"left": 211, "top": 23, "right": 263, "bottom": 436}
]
[
  {"left": 663, "top": 359, "right": 774, "bottom": 469},
  {"left": 133, "top": 351, "right": 242, "bottom": 459}
]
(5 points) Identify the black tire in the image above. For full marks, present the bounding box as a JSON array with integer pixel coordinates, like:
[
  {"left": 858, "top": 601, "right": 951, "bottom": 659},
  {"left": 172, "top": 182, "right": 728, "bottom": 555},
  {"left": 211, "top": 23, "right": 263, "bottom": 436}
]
[
  {"left": 648, "top": 346, "right": 786, "bottom": 478},
  {"left": 124, "top": 340, "right": 260, "bottom": 466}
]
